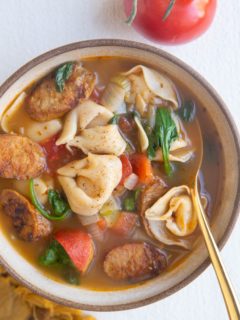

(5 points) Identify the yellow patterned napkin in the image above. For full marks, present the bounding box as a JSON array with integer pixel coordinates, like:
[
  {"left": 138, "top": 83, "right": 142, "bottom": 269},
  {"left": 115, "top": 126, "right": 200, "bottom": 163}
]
[{"left": 0, "top": 265, "right": 95, "bottom": 320}]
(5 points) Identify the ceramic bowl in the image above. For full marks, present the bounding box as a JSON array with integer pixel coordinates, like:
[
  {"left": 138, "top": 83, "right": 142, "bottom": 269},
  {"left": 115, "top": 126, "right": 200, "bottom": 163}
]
[{"left": 0, "top": 40, "right": 239, "bottom": 311}]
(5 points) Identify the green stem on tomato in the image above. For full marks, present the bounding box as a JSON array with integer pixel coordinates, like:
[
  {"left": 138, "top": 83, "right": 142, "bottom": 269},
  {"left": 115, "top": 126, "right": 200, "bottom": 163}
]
[
  {"left": 162, "top": 0, "right": 176, "bottom": 21},
  {"left": 29, "top": 179, "right": 70, "bottom": 221},
  {"left": 125, "top": 0, "right": 138, "bottom": 25}
]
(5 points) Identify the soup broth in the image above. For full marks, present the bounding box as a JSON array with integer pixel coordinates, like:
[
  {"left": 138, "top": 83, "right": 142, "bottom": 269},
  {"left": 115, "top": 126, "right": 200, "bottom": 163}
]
[{"left": 0, "top": 57, "right": 223, "bottom": 290}]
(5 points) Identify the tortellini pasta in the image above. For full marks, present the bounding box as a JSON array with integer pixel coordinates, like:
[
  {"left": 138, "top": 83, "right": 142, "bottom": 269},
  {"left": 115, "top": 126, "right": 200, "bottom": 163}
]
[
  {"left": 100, "top": 65, "right": 178, "bottom": 114},
  {"left": 56, "top": 100, "right": 126, "bottom": 156},
  {"left": 153, "top": 138, "right": 194, "bottom": 163},
  {"left": 1, "top": 92, "right": 62, "bottom": 142},
  {"left": 57, "top": 154, "right": 122, "bottom": 216},
  {"left": 134, "top": 116, "right": 149, "bottom": 152},
  {"left": 67, "top": 125, "right": 126, "bottom": 156},
  {"left": 145, "top": 185, "right": 197, "bottom": 249}
]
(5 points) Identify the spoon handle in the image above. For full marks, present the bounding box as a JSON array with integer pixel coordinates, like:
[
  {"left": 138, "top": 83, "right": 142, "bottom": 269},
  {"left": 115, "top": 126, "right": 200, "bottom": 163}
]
[{"left": 191, "top": 188, "right": 240, "bottom": 320}]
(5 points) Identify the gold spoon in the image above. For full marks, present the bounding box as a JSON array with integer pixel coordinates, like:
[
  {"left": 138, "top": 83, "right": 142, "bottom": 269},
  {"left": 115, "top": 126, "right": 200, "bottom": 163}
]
[{"left": 190, "top": 120, "right": 240, "bottom": 320}]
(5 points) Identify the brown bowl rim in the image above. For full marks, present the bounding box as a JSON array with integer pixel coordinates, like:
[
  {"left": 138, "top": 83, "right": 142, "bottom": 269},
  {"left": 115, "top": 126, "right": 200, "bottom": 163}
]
[{"left": 0, "top": 39, "right": 239, "bottom": 312}]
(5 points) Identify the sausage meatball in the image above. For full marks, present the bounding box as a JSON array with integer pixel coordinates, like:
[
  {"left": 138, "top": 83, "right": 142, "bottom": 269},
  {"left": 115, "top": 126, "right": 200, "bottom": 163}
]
[
  {"left": 0, "top": 189, "right": 52, "bottom": 241},
  {"left": 0, "top": 134, "right": 46, "bottom": 180}
]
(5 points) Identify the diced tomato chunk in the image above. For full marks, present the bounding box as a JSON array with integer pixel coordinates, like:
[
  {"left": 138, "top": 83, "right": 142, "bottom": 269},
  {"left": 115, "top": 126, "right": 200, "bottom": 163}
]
[
  {"left": 97, "top": 218, "right": 107, "bottom": 231},
  {"left": 111, "top": 212, "right": 137, "bottom": 236},
  {"left": 40, "top": 133, "right": 82, "bottom": 172},
  {"left": 130, "top": 153, "right": 153, "bottom": 184},
  {"left": 119, "top": 154, "right": 133, "bottom": 185},
  {"left": 54, "top": 229, "right": 94, "bottom": 273}
]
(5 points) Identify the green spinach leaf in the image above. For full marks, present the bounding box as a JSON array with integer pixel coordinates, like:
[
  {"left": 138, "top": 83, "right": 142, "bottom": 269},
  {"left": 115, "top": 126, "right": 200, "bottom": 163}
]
[
  {"left": 39, "top": 240, "right": 72, "bottom": 267},
  {"left": 148, "top": 108, "right": 178, "bottom": 175},
  {"left": 155, "top": 108, "right": 178, "bottom": 175},
  {"left": 48, "top": 190, "right": 69, "bottom": 216},
  {"left": 55, "top": 62, "right": 74, "bottom": 92}
]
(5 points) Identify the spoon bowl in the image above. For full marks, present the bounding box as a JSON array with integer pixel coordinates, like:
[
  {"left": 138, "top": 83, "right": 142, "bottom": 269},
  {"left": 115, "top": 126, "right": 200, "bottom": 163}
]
[{"left": 191, "top": 120, "right": 240, "bottom": 319}]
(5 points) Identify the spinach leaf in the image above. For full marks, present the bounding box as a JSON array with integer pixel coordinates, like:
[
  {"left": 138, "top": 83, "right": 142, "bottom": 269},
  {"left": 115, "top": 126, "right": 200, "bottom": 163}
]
[
  {"left": 40, "top": 240, "right": 80, "bottom": 285},
  {"left": 108, "top": 113, "right": 120, "bottom": 124},
  {"left": 64, "top": 268, "right": 80, "bottom": 285},
  {"left": 55, "top": 62, "right": 74, "bottom": 92},
  {"left": 154, "top": 108, "right": 178, "bottom": 175},
  {"left": 40, "top": 240, "right": 72, "bottom": 267},
  {"left": 30, "top": 180, "right": 70, "bottom": 221},
  {"left": 146, "top": 109, "right": 178, "bottom": 175},
  {"left": 145, "top": 125, "right": 158, "bottom": 160},
  {"left": 178, "top": 100, "right": 196, "bottom": 122},
  {"left": 48, "top": 190, "right": 69, "bottom": 216}
]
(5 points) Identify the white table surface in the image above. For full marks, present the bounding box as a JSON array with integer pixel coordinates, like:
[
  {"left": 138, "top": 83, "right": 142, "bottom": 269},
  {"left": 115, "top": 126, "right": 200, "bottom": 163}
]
[{"left": 0, "top": 1, "right": 239, "bottom": 319}]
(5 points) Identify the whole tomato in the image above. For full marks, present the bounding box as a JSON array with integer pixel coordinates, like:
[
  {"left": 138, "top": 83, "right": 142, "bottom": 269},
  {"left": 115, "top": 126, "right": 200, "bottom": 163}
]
[{"left": 124, "top": 0, "right": 217, "bottom": 45}]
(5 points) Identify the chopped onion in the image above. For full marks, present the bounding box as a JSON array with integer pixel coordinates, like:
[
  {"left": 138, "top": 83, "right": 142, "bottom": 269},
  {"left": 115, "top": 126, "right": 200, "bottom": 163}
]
[
  {"left": 78, "top": 214, "right": 99, "bottom": 226},
  {"left": 124, "top": 173, "right": 139, "bottom": 190},
  {"left": 87, "top": 223, "right": 105, "bottom": 242}
]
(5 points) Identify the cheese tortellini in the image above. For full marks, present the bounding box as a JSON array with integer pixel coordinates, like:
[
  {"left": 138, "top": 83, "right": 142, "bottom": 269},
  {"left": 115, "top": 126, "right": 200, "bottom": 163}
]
[
  {"left": 145, "top": 185, "right": 197, "bottom": 249},
  {"left": 56, "top": 100, "right": 126, "bottom": 156},
  {"left": 57, "top": 154, "right": 122, "bottom": 216},
  {"left": 1, "top": 92, "right": 62, "bottom": 142},
  {"left": 100, "top": 65, "right": 178, "bottom": 114}
]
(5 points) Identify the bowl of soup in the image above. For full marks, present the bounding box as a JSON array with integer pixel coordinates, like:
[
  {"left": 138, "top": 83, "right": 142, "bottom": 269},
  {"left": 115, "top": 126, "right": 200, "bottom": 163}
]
[{"left": 0, "top": 40, "right": 239, "bottom": 311}]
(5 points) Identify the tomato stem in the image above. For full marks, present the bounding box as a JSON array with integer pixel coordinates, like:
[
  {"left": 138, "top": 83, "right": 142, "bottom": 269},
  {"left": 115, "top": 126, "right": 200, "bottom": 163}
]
[
  {"left": 125, "top": 0, "right": 138, "bottom": 25},
  {"left": 162, "top": 0, "right": 176, "bottom": 21}
]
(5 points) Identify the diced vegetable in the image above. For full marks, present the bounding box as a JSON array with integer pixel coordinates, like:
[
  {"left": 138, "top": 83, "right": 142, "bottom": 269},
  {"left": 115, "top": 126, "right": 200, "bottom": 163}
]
[
  {"left": 111, "top": 212, "right": 137, "bottom": 236},
  {"left": 54, "top": 230, "right": 94, "bottom": 273},
  {"left": 123, "top": 188, "right": 141, "bottom": 211},
  {"left": 119, "top": 154, "right": 133, "bottom": 185},
  {"left": 123, "top": 196, "right": 135, "bottom": 212},
  {"left": 97, "top": 218, "right": 107, "bottom": 231},
  {"left": 39, "top": 239, "right": 80, "bottom": 285},
  {"left": 55, "top": 62, "right": 74, "bottom": 92},
  {"left": 100, "top": 196, "right": 121, "bottom": 216},
  {"left": 103, "top": 211, "right": 120, "bottom": 228},
  {"left": 130, "top": 153, "right": 153, "bottom": 184},
  {"left": 40, "top": 133, "right": 81, "bottom": 172},
  {"left": 178, "top": 100, "right": 196, "bottom": 122},
  {"left": 123, "top": 173, "right": 139, "bottom": 190},
  {"left": 30, "top": 179, "right": 70, "bottom": 221},
  {"left": 87, "top": 222, "right": 106, "bottom": 242}
]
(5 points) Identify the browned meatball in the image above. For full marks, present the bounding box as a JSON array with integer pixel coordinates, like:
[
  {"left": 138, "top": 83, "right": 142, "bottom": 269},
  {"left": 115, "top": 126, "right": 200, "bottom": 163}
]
[
  {"left": 26, "top": 64, "right": 96, "bottom": 121},
  {"left": 0, "top": 134, "right": 46, "bottom": 180},
  {"left": 103, "top": 242, "right": 167, "bottom": 281},
  {"left": 0, "top": 189, "right": 52, "bottom": 241}
]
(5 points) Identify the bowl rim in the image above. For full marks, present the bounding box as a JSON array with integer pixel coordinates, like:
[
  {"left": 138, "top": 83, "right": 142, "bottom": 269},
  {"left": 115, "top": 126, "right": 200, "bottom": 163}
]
[{"left": 0, "top": 39, "right": 240, "bottom": 312}]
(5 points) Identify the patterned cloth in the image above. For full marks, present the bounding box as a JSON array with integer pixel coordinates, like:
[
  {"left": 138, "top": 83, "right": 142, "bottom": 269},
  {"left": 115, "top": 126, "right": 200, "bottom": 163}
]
[{"left": 0, "top": 265, "right": 95, "bottom": 320}]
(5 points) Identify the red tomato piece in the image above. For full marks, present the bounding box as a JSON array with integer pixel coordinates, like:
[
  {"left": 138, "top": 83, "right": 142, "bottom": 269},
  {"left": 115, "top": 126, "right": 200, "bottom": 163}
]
[
  {"left": 124, "top": 0, "right": 217, "bottom": 45},
  {"left": 111, "top": 212, "right": 137, "bottom": 236},
  {"left": 130, "top": 153, "right": 153, "bottom": 184},
  {"left": 40, "top": 134, "right": 82, "bottom": 172},
  {"left": 119, "top": 154, "right": 133, "bottom": 185},
  {"left": 55, "top": 229, "right": 94, "bottom": 273}
]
